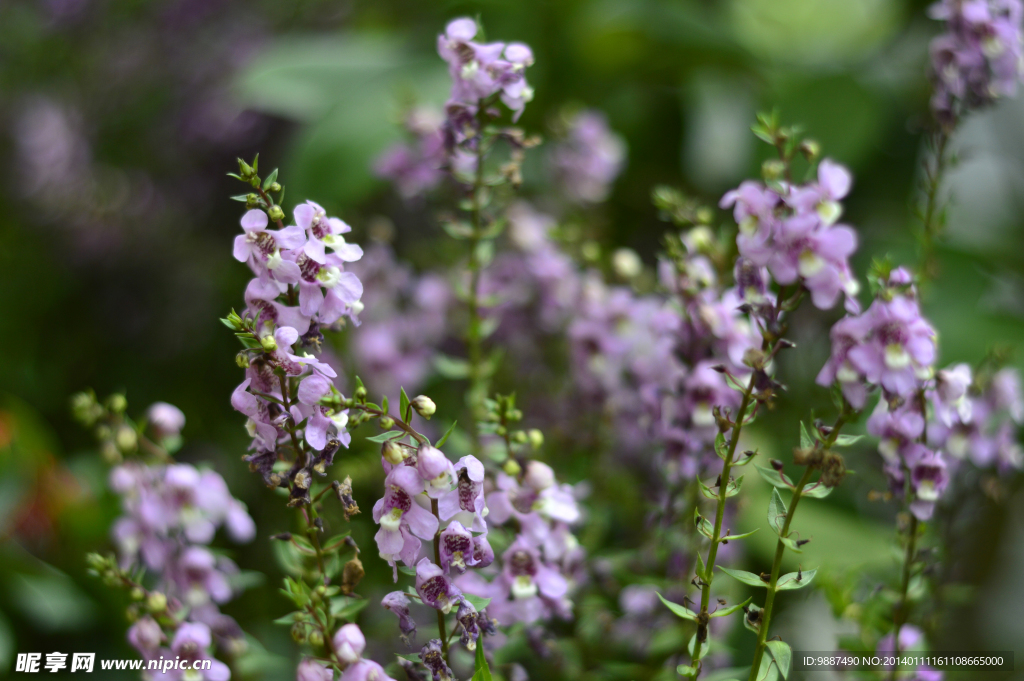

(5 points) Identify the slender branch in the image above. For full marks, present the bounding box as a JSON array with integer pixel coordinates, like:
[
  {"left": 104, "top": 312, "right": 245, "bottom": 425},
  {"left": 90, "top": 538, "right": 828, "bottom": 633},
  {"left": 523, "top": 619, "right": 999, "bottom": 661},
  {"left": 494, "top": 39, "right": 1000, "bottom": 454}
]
[
  {"left": 465, "top": 103, "right": 489, "bottom": 457},
  {"left": 689, "top": 374, "right": 758, "bottom": 674},
  {"left": 918, "top": 131, "right": 949, "bottom": 281},
  {"left": 888, "top": 513, "right": 920, "bottom": 680},
  {"left": 746, "top": 410, "right": 852, "bottom": 681},
  {"left": 347, "top": 402, "right": 428, "bottom": 445}
]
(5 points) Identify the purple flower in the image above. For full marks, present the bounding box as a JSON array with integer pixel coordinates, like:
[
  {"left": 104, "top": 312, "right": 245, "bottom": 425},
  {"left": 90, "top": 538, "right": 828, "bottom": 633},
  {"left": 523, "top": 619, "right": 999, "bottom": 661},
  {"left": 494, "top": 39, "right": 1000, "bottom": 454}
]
[
  {"left": 169, "top": 622, "right": 231, "bottom": 681},
  {"left": 146, "top": 402, "right": 186, "bottom": 439},
  {"left": 293, "top": 200, "right": 363, "bottom": 263},
  {"left": 438, "top": 521, "right": 476, "bottom": 574},
  {"left": 233, "top": 209, "right": 305, "bottom": 283},
  {"left": 128, "top": 617, "right": 164, "bottom": 657},
  {"left": 297, "top": 660, "right": 334, "bottom": 681},
  {"left": 415, "top": 558, "right": 461, "bottom": 613},
  {"left": 381, "top": 591, "right": 417, "bottom": 643},
  {"left": 846, "top": 295, "right": 937, "bottom": 398},
  {"left": 550, "top": 109, "right": 627, "bottom": 205},
  {"left": 372, "top": 467, "right": 437, "bottom": 576},
  {"left": 909, "top": 448, "right": 950, "bottom": 520},
  {"left": 340, "top": 660, "right": 395, "bottom": 681},
  {"left": 332, "top": 623, "right": 365, "bottom": 665},
  {"left": 418, "top": 639, "right": 453, "bottom": 681},
  {"left": 415, "top": 445, "right": 454, "bottom": 498},
  {"left": 438, "top": 455, "right": 486, "bottom": 525},
  {"left": 928, "top": 0, "right": 1024, "bottom": 126}
]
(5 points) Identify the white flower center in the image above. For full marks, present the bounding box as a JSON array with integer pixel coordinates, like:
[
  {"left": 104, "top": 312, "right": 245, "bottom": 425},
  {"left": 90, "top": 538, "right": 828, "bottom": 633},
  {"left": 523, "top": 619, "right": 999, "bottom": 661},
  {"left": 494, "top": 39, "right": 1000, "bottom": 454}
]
[
  {"left": 817, "top": 200, "right": 842, "bottom": 225},
  {"left": 916, "top": 479, "right": 939, "bottom": 502},
  {"left": 739, "top": 215, "right": 758, "bottom": 235},
  {"left": 836, "top": 362, "right": 859, "bottom": 383},
  {"left": 692, "top": 402, "right": 716, "bottom": 428},
  {"left": 884, "top": 343, "right": 911, "bottom": 369},
  {"left": 798, "top": 249, "right": 825, "bottom": 278},
  {"left": 511, "top": 575, "right": 538, "bottom": 600},
  {"left": 380, "top": 507, "right": 403, "bottom": 532},
  {"left": 317, "top": 266, "right": 342, "bottom": 288},
  {"left": 266, "top": 250, "right": 285, "bottom": 270}
]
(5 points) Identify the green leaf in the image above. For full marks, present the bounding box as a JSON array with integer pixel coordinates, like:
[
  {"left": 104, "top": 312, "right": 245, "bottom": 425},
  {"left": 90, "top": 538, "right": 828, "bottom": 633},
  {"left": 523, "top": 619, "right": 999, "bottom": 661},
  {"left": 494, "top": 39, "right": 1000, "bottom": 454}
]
[
  {"left": 332, "top": 597, "right": 369, "bottom": 621},
  {"left": 471, "top": 634, "right": 493, "bottom": 681},
  {"left": 397, "top": 565, "right": 416, "bottom": 577},
  {"left": 676, "top": 664, "right": 698, "bottom": 678},
  {"left": 696, "top": 550, "right": 707, "bottom": 581},
  {"left": 799, "top": 421, "right": 815, "bottom": 450},
  {"left": 755, "top": 650, "right": 779, "bottom": 681},
  {"left": 779, "top": 536, "right": 805, "bottom": 553},
  {"left": 435, "top": 354, "right": 471, "bottom": 379},
  {"left": 755, "top": 465, "right": 793, "bottom": 488},
  {"left": 720, "top": 527, "right": 759, "bottom": 542},
  {"left": 273, "top": 612, "right": 306, "bottom": 625},
  {"left": 263, "top": 168, "right": 279, "bottom": 189},
  {"left": 776, "top": 568, "right": 817, "bottom": 591},
  {"left": 396, "top": 653, "right": 420, "bottom": 664},
  {"left": 463, "top": 594, "right": 491, "bottom": 611},
  {"left": 701, "top": 475, "right": 744, "bottom": 499},
  {"left": 766, "top": 640, "right": 792, "bottom": 679},
  {"left": 833, "top": 434, "right": 863, "bottom": 447},
  {"left": 801, "top": 482, "right": 833, "bottom": 499},
  {"left": 365, "top": 430, "right": 404, "bottom": 443},
  {"left": 718, "top": 567, "right": 769, "bottom": 588},
  {"left": 656, "top": 593, "right": 698, "bottom": 621},
  {"left": 400, "top": 388, "right": 410, "bottom": 420},
  {"left": 694, "top": 508, "right": 714, "bottom": 540},
  {"left": 768, "top": 488, "right": 788, "bottom": 536},
  {"left": 710, "top": 597, "right": 751, "bottom": 618},
  {"left": 229, "top": 194, "right": 251, "bottom": 202},
  {"left": 714, "top": 432, "right": 728, "bottom": 459},
  {"left": 435, "top": 421, "right": 458, "bottom": 448}
]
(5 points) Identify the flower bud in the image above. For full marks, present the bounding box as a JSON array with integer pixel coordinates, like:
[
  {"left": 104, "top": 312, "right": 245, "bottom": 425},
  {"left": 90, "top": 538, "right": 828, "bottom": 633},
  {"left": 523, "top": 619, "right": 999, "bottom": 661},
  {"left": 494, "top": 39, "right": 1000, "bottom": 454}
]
[
  {"left": 416, "top": 445, "right": 450, "bottom": 480},
  {"left": 235, "top": 352, "right": 250, "bottom": 368},
  {"left": 146, "top": 591, "right": 167, "bottom": 613},
  {"left": 761, "top": 159, "right": 786, "bottom": 181},
  {"left": 411, "top": 395, "right": 436, "bottom": 418},
  {"left": 260, "top": 335, "right": 277, "bottom": 352},
  {"left": 71, "top": 391, "right": 103, "bottom": 426},
  {"left": 100, "top": 440, "right": 121, "bottom": 464},
  {"left": 800, "top": 139, "right": 821, "bottom": 160},
  {"left": 130, "top": 587, "right": 145, "bottom": 601},
  {"left": 268, "top": 182, "right": 282, "bottom": 193},
  {"left": 107, "top": 394, "right": 128, "bottom": 413},
  {"left": 524, "top": 461, "right": 555, "bottom": 491},
  {"left": 382, "top": 440, "right": 408, "bottom": 465},
  {"left": 237, "top": 158, "right": 255, "bottom": 179},
  {"left": 291, "top": 623, "right": 307, "bottom": 643},
  {"left": 332, "top": 623, "right": 365, "bottom": 664},
  {"left": 528, "top": 429, "right": 544, "bottom": 449},
  {"left": 268, "top": 205, "right": 285, "bottom": 222},
  {"left": 612, "top": 248, "right": 642, "bottom": 279},
  {"left": 379, "top": 416, "right": 395, "bottom": 430},
  {"left": 503, "top": 459, "right": 522, "bottom": 476},
  {"left": 512, "top": 430, "right": 528, "bottom": 444},
  {"left": 307, "top": 630, "right": 324, "bottom": 647},
  {"left": 115, "top": 425, "right": 138, "bottom": 453}
]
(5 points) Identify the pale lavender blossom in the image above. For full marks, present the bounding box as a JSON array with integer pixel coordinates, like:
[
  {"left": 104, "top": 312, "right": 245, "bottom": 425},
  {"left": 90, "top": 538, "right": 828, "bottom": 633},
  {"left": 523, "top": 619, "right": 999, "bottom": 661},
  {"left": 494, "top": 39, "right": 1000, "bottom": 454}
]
[{"left": 551, "top": 109, "right": 627, "bottom": 204}]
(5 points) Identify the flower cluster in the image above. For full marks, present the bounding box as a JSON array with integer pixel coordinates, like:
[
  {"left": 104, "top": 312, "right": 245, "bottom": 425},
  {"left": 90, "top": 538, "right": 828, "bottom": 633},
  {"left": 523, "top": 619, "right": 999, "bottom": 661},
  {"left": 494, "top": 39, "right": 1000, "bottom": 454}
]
[
  {"left": 75, "top": 394, "right": 250, "bottom": 680},
  {"left": 720, "top": 159, "right": 859, "bottom": 311},
  {"left": 346, "top": 244, "right": 452, "bottom": 398},
  {"left": 459, "top": 458, "right": 584, "bottom": 626},
  {"left": 229, "top": 197, "right": 366, "bottom": 498},
  {"left": 550, "top": 109, "right": 627, "bottom": 205},
  {"left": 928, "top": 0, "right": 1024, "bottom": 127},
  {"left": 374, "top": 108, "right": 447, "bottom": 199},
  {"left": 437, "top": 17, "right": 534, "bottom": 145},
  {"left": 296, "top": 624, "right": 396, "bottom": 681}
]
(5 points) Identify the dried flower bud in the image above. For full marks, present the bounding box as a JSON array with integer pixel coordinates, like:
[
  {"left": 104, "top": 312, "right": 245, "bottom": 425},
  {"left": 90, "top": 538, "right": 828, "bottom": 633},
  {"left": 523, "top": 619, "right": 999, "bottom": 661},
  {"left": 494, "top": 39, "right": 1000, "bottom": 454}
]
[{"left": 341, "top": 555, "right": 365, "bottom": 595}]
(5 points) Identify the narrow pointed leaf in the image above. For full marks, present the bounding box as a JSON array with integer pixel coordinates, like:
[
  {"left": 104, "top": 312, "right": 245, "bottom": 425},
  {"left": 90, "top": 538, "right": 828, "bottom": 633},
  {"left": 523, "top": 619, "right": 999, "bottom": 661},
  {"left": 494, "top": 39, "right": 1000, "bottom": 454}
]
[
  {"left": 768, "top": 488, "right": 788, "bottom": 536},
  {"left": 801, "top": 482, "right": 834, "bottom": 499},
  {"left": 471, "top": 636, "right": 492, "bottom": 681},
  {"left": 779, "top": 536, "right": 804, "bottom": 553},
  {"left": 435, "top": 421, "right": 458, "bottom": 448},
  {"left": 833, "top": 434, "right": 863, "bottom": 447},
  {"left": 656, "top": 592, "right": 698, "bottom": 621},
  {"left": 799, "top": 421, "right": 814, "bottom": 450},
  {"left": 766, "top": 641, "right": 792, "bottom": 679},
  {"left": 718, "top": 567, "right": 769, "bottom": 588},
  {"left": 719, "top": 527, "right": 759, "bottom": 543},
  {"left": 365, "top": 430, "right": 404, "bottom": 444},
  {"left": 710, "top": 597, "right": 751, "bottom": 618},
  {"left": 756, "top": 650, "right": 779, "bottom": 681},
  {"left": 776, "top": 568, "right": 817, "bottom": 591},
  {"left": 755, "top": 465, "right": 794, "bottom": 488}
]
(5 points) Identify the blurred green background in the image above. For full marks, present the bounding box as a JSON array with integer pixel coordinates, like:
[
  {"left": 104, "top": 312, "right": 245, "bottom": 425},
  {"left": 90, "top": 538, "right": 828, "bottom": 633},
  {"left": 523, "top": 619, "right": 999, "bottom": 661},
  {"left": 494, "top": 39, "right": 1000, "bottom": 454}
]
[{"left": 1, "top": 0, "right": 1023, "bottom": 679}]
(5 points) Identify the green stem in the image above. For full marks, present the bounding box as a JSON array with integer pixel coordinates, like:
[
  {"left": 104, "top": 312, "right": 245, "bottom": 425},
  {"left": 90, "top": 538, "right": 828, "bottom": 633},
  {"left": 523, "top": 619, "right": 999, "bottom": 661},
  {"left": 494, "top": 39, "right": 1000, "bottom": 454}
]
[
  {"left": 746, "top": 411, "right": 851, "bottom": 681},
  {"left": 689, "top": 376, "right": 757, "bottom": 674},
  {"left": 889, "top": 513, "right": 920, "bottom": 681},
  {"left": 465, "top": 106, "right": 488, "bottom": 457},
  {"left": 919, "top": 131, "right": 949, "bottom": 281},
  {"left": 431, "top": 497, "right": 450, "bottom": 665}
]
